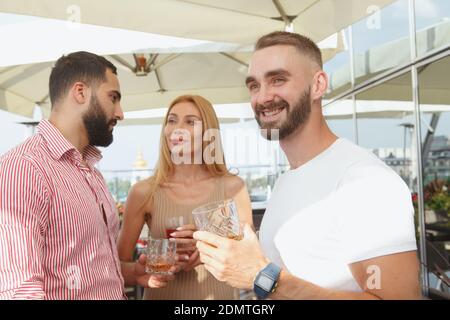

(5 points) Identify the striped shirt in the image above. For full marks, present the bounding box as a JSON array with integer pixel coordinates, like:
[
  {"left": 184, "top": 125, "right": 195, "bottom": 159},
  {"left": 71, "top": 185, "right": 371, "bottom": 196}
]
[{"left": 0, "top": 120, "right": 125, "bottom": 299}]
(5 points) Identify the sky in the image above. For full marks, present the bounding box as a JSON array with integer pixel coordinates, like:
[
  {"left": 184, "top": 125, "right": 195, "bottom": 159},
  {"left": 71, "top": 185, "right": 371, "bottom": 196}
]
[{"left": 1, "top": 0, "right": 449, "bottom": 172}]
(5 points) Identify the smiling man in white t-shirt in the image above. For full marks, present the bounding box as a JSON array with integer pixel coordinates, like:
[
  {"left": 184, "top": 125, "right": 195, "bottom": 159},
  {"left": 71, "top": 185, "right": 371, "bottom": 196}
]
[{"left": 194, "top": 31, "right": 421, "bottom": 299}]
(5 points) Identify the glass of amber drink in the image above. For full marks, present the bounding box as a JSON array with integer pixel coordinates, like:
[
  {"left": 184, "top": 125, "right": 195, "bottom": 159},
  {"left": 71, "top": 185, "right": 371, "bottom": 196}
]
[
  {"left": 192, "top": 199, "right": 243, "bottom": 240},
  {"left": 145, "top": 238, "right": 177, "bottom": 275}
]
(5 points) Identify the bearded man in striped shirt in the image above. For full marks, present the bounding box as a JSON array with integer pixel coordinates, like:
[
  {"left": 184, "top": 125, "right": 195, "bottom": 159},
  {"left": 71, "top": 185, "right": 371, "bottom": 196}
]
[{"left": 0, "top": 52, "right": 175, "bottom": 299}]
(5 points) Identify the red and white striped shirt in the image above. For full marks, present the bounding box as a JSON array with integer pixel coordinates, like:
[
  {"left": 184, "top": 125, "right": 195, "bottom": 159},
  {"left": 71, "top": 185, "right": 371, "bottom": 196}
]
[{"left": 0, "top": 120, "right": 126, "bottom": 299}]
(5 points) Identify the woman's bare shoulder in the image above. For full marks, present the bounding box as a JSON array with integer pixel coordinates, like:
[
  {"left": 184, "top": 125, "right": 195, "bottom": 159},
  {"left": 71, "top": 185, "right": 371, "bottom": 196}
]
[
  {"left": 222, "top": 174, "right": 246, "bottom": 198},
  {"left": 125, "top": 178, "right": 157, "bottom": 216},
  {"left": 129, "top": 179, "right": 153, "bottom": 199}
]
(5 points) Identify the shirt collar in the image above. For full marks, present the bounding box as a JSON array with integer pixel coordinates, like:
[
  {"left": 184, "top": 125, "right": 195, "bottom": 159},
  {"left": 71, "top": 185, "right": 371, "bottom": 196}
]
[{"left": 37, "top": 120, "right": 103, "bottom": 166}]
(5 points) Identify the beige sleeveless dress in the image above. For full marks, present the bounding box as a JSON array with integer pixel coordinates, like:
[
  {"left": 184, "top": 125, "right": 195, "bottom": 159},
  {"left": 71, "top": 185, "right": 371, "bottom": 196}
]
[{"left": 143, "top": 177, "right": 239, "bottom": 300}]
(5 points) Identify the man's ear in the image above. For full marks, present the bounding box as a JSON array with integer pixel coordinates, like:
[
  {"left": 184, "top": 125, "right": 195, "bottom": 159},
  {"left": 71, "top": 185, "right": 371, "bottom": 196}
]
[
  {"left": 310, "top": 70, "right": 328, "bottom": 101},
  {"left": 72, "top": 82, "right": 89, "bottom": 105}
]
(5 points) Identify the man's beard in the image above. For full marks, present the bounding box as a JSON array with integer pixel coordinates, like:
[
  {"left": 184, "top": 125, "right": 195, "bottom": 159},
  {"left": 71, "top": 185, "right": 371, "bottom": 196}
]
[
  {"left": 255, "top": 88, "right": 311, "bottom": 141},
  {"left": 82, "top": 95, "right": 117, "bottom": 147}
]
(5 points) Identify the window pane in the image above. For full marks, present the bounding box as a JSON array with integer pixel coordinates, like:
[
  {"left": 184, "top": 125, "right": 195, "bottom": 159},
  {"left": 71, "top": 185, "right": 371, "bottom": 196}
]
[
  {"left": 352, "top": 0, "right": 411, "bottom": 85},
  {"left": 415, "top": 0, "right": 450, "bottom": 57},
  {"left": 418, "top": 54, "right": 450, "bottom": 297},
  {"left": 324, "top": 29, "right": 351, "bottom": 100},
  {"left": 323, "top": 97, "right": 355, "bottom": 142},
  {"left": 355, "top": 72, "right": 414, "bottom": 188}
]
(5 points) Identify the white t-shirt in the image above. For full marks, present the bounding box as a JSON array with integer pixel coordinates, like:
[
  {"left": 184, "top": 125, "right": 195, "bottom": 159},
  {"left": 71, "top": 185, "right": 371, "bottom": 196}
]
[{"left": 259, "top": 138, "right": 417, "bottom": 292}]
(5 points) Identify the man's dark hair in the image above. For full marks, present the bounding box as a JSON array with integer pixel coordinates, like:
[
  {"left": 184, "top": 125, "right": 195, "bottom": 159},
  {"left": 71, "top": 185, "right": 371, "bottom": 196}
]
[
  {"left": 255, "top": 31, "right": 323, "bottom": 68},
  {"left": 49, "top": 51, "right": 117, "bottom": 107}
]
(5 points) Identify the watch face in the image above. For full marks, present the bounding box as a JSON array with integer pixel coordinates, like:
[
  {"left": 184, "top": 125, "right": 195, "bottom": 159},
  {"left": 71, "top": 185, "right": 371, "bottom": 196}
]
[{"left": 256, "top": 274, "right": 274, "bottom": 292}]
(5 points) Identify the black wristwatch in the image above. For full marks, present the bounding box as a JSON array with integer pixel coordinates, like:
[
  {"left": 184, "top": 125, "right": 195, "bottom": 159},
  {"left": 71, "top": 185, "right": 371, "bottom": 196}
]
[{"left": 253, "top": 262, "right": 281, "bottom": 299}]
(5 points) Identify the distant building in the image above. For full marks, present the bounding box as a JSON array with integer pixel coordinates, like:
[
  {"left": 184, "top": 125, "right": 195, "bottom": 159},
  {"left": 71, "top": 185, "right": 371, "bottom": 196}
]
[
  {"left": 131, "top": 147, "right": 151, "bottom": 185},
  {"left": 425, "top": 135, "right": 450, "bottom": 182},
  {"left": 371, "top": 135, "right": 450, "bottom": 185},
  {"left": 371, "top": 147, "right": 413, "bottom": 182}
]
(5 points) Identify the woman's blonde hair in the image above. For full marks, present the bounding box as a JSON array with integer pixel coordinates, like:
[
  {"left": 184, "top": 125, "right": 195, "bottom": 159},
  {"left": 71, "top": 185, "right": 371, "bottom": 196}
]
[{"left": 144, "top": 95, "right": 231, "bottom": 205}]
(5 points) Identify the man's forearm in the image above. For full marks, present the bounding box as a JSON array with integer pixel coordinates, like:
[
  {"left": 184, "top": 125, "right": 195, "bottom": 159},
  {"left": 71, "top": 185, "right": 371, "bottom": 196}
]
[
  {"left": 269, "top": 270, "right": 380, "bottom": 300},
  {"left": 120, "top": 261, "right": 138, "bottom": 286}
]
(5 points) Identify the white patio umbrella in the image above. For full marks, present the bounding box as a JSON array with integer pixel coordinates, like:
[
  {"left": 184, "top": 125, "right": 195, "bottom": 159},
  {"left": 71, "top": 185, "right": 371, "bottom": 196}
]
[
  {"left": 0, "top": 0, "right": 397, "bottom": 118},
  {"left": 119, "top": 103, "right": 255, "bottom": 126},
  {"left": 0, "top": 0, "right": 396, "bottom": 44},
  {"left": 0, "top": 13, "right": 344, "bottom": 118},
  {"left": 116, "top": 99, "right": 450, "bottom": 127},
  {"left": 0, "top": 50, "right": 253, "bottom": 119}
]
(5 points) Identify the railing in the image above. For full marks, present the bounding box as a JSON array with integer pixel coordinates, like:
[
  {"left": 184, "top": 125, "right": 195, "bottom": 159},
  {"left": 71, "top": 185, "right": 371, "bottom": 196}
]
[{"left": 101, "top": 164, "right": 290, "bottom": 205}]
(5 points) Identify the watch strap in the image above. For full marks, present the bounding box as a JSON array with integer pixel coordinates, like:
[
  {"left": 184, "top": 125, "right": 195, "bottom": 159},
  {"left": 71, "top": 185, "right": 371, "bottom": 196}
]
[{"left": 253, "top": 262, "right": 281, "bottom": 299}]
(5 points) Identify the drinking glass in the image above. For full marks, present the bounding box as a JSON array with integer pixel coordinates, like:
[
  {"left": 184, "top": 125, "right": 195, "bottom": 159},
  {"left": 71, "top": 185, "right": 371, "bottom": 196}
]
[
  {"left": 165, "top": 215, "right": 188, "bottom": 239},
  {"left": 145, "top": 237, "right": 177, "bottom": 275},
  {"left": 192, "top": 199, "right": 243, "bottom": 240}
]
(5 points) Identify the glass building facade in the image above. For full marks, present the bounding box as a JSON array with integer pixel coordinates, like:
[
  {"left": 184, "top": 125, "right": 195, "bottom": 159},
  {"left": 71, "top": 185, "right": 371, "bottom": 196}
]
[{"left": 324, "top": 0, "right": 450, "bottom": 298}]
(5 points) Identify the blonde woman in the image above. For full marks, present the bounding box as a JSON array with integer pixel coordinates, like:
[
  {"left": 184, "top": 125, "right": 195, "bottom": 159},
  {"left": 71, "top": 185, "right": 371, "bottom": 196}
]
[{"left": 117, "top": 95, "right": 253, "bottom": 300}]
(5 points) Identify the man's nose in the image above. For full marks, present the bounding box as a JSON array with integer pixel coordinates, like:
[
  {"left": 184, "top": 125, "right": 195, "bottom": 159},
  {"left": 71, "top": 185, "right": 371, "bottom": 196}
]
[
  {"left": 115, "top": 103, "right": 124, "bottom": 121},
  {"left": 256, "top": 85, "right": 275, "bottom": 107}
]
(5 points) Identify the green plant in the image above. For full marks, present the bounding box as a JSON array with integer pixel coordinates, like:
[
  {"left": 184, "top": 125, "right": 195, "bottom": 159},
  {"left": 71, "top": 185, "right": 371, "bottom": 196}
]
[
  {"left": 423, "top": 179, "right": 450, "bottom": 220},
  {"left": 428, "top": 192, "right": 450, "bottom": 213}
]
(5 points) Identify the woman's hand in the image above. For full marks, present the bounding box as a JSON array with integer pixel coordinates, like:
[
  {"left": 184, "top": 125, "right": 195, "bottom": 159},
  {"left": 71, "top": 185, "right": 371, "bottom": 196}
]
[
  {"left": 170, "top": 224, "right": 202, "bottom": 272},
  {"left": 169, "top": 224, "right": 197, "bottom": 253}
]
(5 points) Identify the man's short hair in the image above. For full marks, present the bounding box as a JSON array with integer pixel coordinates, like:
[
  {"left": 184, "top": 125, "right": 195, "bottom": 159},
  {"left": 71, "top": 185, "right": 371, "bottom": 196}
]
[
  {"left": 255, "top": 31, "right": 323, "bottom": 68},
  {"left": 49, "top": 51, "right": 117, "bottom": 107}
]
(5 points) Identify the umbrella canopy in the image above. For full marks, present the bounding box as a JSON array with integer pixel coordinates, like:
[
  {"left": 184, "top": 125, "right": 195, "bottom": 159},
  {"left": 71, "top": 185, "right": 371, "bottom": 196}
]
[
  {"left": 120, "top": 103, "right": 255, "bottom": 125},
  {"left": 118, "top": 99, "right": 450, "bottom": 126},
  {"left": 0, "top": 0, "right": 396, "bottom": 44},
  {"left": 0, "top": 15, "right": 344, "bottom": 118},
  {"left": 0, "top": 0, "right": 397, "bottom": 118},
  {"left": 0, "top": 51, "right": 254, "bottom": 118}
]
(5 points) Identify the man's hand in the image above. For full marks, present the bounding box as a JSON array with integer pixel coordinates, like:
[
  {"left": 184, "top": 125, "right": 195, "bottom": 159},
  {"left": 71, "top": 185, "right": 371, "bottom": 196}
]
[
  {"left": 194, "top": 224, "right": 269, "bottom": 289},
  {"left": 134, "top": 254, "right": 180, "bottom": 288}
]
